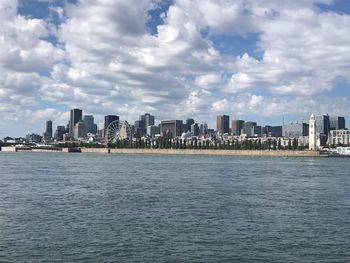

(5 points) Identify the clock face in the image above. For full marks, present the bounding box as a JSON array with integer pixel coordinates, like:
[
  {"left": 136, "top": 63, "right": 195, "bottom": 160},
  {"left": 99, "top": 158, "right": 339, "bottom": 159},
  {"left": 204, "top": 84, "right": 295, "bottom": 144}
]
[
  {"left": 310, "top": 124, "right": 313, "bottom": 128},
  {"left": 310, "top": 131, "right": 313, "bottom": 135}
]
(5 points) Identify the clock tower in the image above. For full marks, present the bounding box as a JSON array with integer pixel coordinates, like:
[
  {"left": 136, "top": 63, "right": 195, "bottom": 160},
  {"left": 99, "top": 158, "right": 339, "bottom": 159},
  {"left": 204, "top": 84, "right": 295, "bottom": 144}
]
[{"left": 309, "top": 114, "right": 317, "bottom": 151}]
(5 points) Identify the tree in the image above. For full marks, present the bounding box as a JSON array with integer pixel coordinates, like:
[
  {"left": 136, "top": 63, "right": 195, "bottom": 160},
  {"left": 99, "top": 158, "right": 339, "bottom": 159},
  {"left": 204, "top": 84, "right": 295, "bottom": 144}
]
[
  {"left": 293, "top": 138, "right": 298, "bottom": 150},
  {"left": 278, "top": 139, "right": 282, "bottom": 150},
  {"left": 272, "top": 139, "right": 277, "bottom": 150}
]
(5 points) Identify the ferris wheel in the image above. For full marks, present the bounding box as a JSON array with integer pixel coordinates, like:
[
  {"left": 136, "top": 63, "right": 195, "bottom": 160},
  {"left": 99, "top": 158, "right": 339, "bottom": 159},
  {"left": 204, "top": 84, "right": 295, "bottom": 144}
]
[{"left": 105, "top": 120, "right": 132, "bottom": 144}]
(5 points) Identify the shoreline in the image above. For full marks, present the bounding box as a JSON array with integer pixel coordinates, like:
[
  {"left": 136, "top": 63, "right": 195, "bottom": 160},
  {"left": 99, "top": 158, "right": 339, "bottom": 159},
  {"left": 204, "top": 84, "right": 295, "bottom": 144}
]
[{"left": 0, "top": 146, "right": 323, "bottom": 157}]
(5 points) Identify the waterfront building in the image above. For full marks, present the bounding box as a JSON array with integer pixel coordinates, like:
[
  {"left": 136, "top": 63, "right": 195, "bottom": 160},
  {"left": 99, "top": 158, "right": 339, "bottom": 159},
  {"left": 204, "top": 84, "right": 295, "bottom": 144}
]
[
  {"left": 147, "top": 125, "right": 160, "bottom": 137},
  {"left": 243, "top": 121, "right": 257, "bottom": 137},
  {"left": 231, "top": 120, "right": 245, "bottom": 135},
  {"left": 283, "top": 122, "right": 309, "bottom": 138},
  {"left": 73, "top": 120, "right": 86, "bottom": 139},
  {"left": 43, "top": 120, "right": 53, "bottom": 142},
  {"left": 54, "top": 126, "right": 66, "bottom": 141},
  {"left": 160, "top": 120, "right": 183, "bottom": 138},
  {"left": 104, "top": 115, "right": 119, "bottom": 130},
  {"left": 328, "top": 130, "right": 350, "bottom": 146},
  {"left": 69, "top": 109, "right": 82, "bottom": 136},
  {"left": 309, "top": 114, "right": 317, "bottom": 151},
  {"left": 329, "top": 116, "right": 345, "bottom": 130},
  {"left": 83, "top": 115, "right": 97, "bottom": 134},
  {"left": 216, "top": 115, "right": 230, "bottom": 134}
]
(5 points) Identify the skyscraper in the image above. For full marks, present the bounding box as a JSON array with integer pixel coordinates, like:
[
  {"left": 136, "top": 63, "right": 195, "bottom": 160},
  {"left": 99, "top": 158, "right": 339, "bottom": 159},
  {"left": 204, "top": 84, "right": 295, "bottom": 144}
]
[
  {"left": 104, "top": 115, "right": 119, "bottom": 130},
  {"left": 185, "top": 118, "right": 195, "bottom": 133},
  {"left": 140, "top": 113, "right": 155, "bottom": 128},
  {"left": 160, "top": 120, "right": 183, "bottom": 138},
  {"left": 216, "top": 115, "right": 230, "bottom": 134},
  {"left": 231, "top": 120, "right": 245, "bottom": 135},
  {"left": 43, "top": 120, "right": 52, "bottom": 142},
  {"left": 315, "top": 115, "right": 330, "bottom": 135},
  {"left": 243, "top": 121, "right": 257, "bottom": 137},
  {"left": 329, "top": 116, "right": 345, "bottom": 130},
  {"left": 83, "top": 115, "right": 96, "bottom": 134},
  {"left": 69, "top": 109, "right": 82, "bottom": 135},
  {"left": 54, "top": 126, "right": 66, "bottom": 141}
]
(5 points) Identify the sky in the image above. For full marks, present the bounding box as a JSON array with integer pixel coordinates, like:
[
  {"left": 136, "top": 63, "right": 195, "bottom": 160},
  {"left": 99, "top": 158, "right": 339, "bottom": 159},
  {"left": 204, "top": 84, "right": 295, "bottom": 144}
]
[{"left": 1, "top": 0, "right": 350, "bottom": 137}]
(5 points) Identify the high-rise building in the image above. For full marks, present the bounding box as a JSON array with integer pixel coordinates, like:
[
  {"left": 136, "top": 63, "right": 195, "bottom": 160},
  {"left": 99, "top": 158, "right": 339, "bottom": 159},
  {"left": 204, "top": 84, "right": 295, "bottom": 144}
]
[
  {"left": 329, "top": 116, "right": 345, "bottom": 130},
  {"left": 185, "top": 118, "right": 195, "bottom": 133},
  {"left": 83, "top": 115, "right": 96, "bottom": 134},
  {"left": 104, "top": 115, "right": 119, "bottom": 130},
  {"left": 231, "top": 120, "right": 245, "bottom": 135},
  {"left": 26, "top": 133, "right": 43, "bottom": 143},
  {"left": 140, "top": 113, "right": 155, "bottom": 128},
  {"left": 315, "top": 115, "right": 330, "bottom": 135},
  {"left": 282, "top": 122, "right": 309, "bottom": 138},
  {"left": 73, "top": 120, "right": 86, "bottom": 139},
  {"left": 43, "top": 120, "right": 53, "bottom": 142},
  {"left": 191, "top": 123, "right": 199, "bottom": 136},
  {"left": 69, "top": 109, "right": 82, "bottom": 135},
  {"left": 199, "top": 123, "right": 208, "bottom": 135},
  {"left": 267, "top": 126, "right": 282, "bottom": 137},
  {"left": 243, "top": 121, "right": 257, "bottom": 137},
  {"left": 54, "top": 126, "right": 66, "bottom": 141},
  {"left": 134, "top": 120, "right": 146, "bottom": 136},
  {"left": 147, "top": 125, "right": 160, "bottom": 137},
  {"left": 160, "top": 120, "right": 183, "bottom": 138},
  {"left": 216, "top": 115, "right": 230, "bottom": 134}
]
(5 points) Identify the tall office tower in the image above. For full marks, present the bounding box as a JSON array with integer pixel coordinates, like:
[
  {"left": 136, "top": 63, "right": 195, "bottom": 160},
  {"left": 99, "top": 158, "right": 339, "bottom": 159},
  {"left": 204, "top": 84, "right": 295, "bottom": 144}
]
[
  {"left": 309, "top": 114, "right": 317, "bottom": 151},
  {"left": 329, "top": 116, "right": 345, "bottom": 130},
  {"left": 160, "top": 120, "right": 183, "bottom": 138},
  {"left": 243, "top": 121, "right": 257, "bottom": 137},
  {"left": 134, "top": 120, "right": 146, "bottom": 136},
  {"left": 231, "top": 120, "right": 245, "bottom": 135},
  {"left": 199, "top": 123, "right": 208, "bottom": 135},
  {"left": 104, "top": 115, "right": 119, "bottom": 130},
  {"left": 191, "top": 123, "right": 199, "bottom": 136},
  {"left": 282, "top": 122, "right": 309, "bottom": 138},
  {"left": 73, "top": 120, "right": 87, "bottom": 139},
  {"left": 185, "top": 118, "right": 195, "bottom": 133},
  {"left": 315, "top": 115, "right": 330, "bottom": 135},
  {"left": 140, "top": 113, "right": 155, "bottom": 128},
  {"left": 54, "top": 126, "right": 66, "bottom": 141},
  {"left": 83, "top": 115, "right": 95, "bottom": 134},
  {"left": 43, "top": 120, "right": 53, "bottom": 141},
  {"left": 216, "top": 115, "right": 230, "bottom": 134},
  {"left": 69, "top": 109, "right": 82, "bottom": 135}
]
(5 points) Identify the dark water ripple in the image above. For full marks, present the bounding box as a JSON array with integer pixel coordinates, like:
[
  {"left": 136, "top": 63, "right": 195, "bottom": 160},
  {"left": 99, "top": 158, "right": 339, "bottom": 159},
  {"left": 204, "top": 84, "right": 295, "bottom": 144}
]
[{"left": 0, "top": 153, "right": 350, "bottom": 262}]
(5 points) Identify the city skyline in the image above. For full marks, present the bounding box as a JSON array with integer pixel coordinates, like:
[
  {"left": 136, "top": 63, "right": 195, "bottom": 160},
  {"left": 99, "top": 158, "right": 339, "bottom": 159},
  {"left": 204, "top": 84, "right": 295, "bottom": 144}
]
[{"left": 1, "top": 0, "right": 350, "bottom": 136}]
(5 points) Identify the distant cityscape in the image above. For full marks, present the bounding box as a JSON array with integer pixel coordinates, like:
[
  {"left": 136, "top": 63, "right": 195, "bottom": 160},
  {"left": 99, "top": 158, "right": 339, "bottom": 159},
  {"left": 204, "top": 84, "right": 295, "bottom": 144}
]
[{"left": 1, "top": 108, "right": 349, "bottom": 151}]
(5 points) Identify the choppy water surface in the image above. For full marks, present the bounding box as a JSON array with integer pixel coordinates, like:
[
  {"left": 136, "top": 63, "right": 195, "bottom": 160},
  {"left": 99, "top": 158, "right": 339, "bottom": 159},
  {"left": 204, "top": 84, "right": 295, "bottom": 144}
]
[{"left": 0, "top": 153, "right": 349, "bottom": 262}]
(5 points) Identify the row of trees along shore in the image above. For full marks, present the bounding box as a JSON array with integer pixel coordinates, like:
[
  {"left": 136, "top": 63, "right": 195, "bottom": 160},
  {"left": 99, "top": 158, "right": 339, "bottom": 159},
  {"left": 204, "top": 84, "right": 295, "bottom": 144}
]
[{"left": 58, "top": 137, "right": 307, "bottom": 151}]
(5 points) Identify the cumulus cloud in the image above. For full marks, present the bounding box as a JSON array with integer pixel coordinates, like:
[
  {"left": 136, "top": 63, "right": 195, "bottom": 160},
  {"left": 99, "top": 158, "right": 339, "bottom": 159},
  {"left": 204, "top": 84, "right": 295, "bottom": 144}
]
[{"left": 1, "top": 0, "right": 350, "bottom": 136}]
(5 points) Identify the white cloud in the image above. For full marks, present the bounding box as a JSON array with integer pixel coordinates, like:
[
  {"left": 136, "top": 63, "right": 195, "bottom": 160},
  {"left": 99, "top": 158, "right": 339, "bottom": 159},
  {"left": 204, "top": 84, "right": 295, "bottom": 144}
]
[{"left": 1, "top": 0, "right": 350, "bottom": 136}]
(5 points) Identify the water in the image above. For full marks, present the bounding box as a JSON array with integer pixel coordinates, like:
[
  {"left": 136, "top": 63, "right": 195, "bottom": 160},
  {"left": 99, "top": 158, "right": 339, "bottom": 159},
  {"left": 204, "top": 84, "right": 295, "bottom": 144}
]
[{"left": 0, "top": 152, "right": 349, "bottom": 262}]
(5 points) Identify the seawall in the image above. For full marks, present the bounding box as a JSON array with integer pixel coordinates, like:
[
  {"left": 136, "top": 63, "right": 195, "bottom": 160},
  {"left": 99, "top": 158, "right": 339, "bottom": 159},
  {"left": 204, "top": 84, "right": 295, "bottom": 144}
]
[
  {"left": 0, "top": 146, "right": 321, "bottom": 157},
  {"left": 80, "top": 148, "right": 321, "bottom": 157}
]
